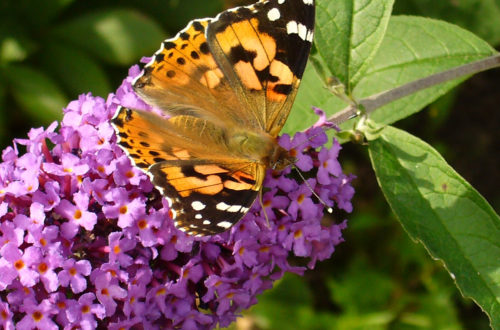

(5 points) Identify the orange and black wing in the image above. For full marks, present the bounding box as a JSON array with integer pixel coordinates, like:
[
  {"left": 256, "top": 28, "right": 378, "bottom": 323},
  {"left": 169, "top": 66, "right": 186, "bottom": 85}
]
[
  {"left": 132, "top": 18, "right": 258, "bottom": 129},
  {"left": 112, "top": 0, "right": 316, "bottom": 236},
  {"left": 206, "top": 0, "right": 315, "bottom": 135},
  {"left": 133, "top": 0, "right": 315, "bottom": 134},
  {"left": 148, "top": 158, "right": 263, "bottom": 236},
  {"left": 111, "top": 107, "right": 265, "bottom": 236}
]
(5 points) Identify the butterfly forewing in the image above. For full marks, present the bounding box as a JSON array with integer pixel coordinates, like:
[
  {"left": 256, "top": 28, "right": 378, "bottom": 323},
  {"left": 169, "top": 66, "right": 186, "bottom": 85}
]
[
  {"left": 133, "top": 18, "right": 254, "bottom": 129},
  {"left": 207, "top": 0, "right": 315, "bottom": 136},
  {"left": 112, "top": 0, "right": 315, "bottom": 236}
]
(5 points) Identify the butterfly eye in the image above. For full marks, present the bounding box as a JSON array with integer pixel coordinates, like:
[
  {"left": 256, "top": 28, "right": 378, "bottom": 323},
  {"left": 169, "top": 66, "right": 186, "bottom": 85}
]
[{"left": 234, "top": 134, "right": 249, "bottom": 146}]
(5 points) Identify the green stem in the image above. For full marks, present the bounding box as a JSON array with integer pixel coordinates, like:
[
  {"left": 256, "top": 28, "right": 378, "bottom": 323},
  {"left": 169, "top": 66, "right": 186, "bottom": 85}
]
[{"left": 327, "top": 53, "right": 500, "bottom": 125}]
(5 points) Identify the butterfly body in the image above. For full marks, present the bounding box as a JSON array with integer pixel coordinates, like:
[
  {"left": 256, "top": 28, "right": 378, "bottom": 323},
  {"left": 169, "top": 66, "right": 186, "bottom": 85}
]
[{"left": 112, "top": 0, "right": 315, "bottom": 236}]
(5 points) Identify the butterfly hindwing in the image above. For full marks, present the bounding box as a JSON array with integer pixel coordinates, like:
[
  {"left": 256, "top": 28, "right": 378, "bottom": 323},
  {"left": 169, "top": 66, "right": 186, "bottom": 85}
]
[
  {"left": 149, "top": 160, "right": 262, "bottom": 235},
  {"left": 112, "top": 107, "right": 267, "bottom": 236}
]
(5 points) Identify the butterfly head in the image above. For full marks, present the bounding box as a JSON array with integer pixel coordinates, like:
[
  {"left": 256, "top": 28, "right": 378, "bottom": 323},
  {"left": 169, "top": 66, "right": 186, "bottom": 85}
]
[{"left": 270, "top": 143, "right": 295, "bottom": 171}]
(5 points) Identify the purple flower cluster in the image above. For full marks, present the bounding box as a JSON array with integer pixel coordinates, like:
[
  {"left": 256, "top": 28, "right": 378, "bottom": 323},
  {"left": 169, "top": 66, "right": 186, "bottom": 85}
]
[{"left": 0, "top": 65, "right": 354, "bottom": 329}]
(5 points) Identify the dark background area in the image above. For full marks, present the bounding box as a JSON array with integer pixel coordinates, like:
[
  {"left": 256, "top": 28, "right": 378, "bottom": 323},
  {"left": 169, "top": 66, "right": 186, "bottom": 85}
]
[{"left": 0, "top": 0, "right": 498, "bottom": 328}]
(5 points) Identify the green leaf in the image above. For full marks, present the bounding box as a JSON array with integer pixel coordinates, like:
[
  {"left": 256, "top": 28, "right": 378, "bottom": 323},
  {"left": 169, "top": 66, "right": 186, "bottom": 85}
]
[
  {"left": 289, "top": 12, "right": 495, "bottom": 134},
  {"left": 51, "top": 9, "right": 165, "bottom": 65},
  {"left": 313, "top": 0, "right": 394, "bottom": 91},
  {"left": 5, "top": 65, "right": 68, "bottom": 123},
  {"left": 284, "top": 63, "right": 347, "bottom": 135},
  {"left": 290, "top": 0, "right": 396, "bottom": 131},
  {"left": 393, "top": 0, "right": 500, "bottom": 46},
  {"left": 41, "top": 43, "right": 111, "bottom": 98},
  {"left": 368, "top": 126, "right": 500, "bottom": 328},
  {"left": 355, "top": 16, "right": 497, "bottom": 125},
  {"left": 0, "top": 26, "right": 37, "bottom": 64}
]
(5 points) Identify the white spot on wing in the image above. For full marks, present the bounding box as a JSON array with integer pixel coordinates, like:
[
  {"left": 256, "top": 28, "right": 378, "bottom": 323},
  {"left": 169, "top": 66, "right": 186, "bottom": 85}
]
[
  {"left": 217, "top": 221, "right": 232, "bottom": 229},
  {"left": 287, "top": 21, "right": 312, "bottom": 42},
  {"left": 278, "top": 0, "right": 285, "bottom": 3},
  {"left": 227, "top": 205, "right": 242, "bottom": 213},
  {"left": 195, "top": 214, "right": 202, "bottom": 219},
  {"left": 216, "top": 202, "right": 243, "bottom": 213},
  {"left": 267, "top": 8, "right": 280, "bottom": 21},
  {"left": 298, "top": 23, "right": 308, "bottom": 41},
  {"left": 203, "top": 220, "right": 211, "bottom": 225},
  {"left": 303, "top": 0, "right": 313, "bottom": 4},
  {"left": 286, "top": 21, "right": 298, "bottom": 35},
  {"left": 191, "top": 201, "right": 206, "bottom": 211},
  {"left": 306, "top": 30, "right": 314, "bottom": 42},
  {"left": 216, "top": 202, "right": 230, "bottom": 211}
]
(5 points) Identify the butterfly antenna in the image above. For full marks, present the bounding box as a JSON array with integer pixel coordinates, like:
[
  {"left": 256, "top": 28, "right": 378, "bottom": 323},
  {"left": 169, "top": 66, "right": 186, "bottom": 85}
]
[
  {"left": 293, "top": 166, "right": 333, "bottom": 213},
  {"left": 258, "top": 189, "right": 272, "bottom": 228}
]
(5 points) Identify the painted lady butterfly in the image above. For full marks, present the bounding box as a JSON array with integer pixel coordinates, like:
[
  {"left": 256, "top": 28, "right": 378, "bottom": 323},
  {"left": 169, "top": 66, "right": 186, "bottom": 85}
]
[{"left": 111, "top": 0, "right": 315, "bottom": 236}]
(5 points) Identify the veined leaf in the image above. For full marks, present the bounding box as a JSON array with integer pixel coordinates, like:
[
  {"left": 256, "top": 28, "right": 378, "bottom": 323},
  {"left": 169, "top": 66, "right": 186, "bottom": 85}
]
[
  {"left": 355, "top": 16, "right": 496, "bottom": 125},
  {"left": 368, "top": 126, "right": 500, "bottom": 328},
  {"left": 313, "top": 0, "right": 394, "bottom": 91}
]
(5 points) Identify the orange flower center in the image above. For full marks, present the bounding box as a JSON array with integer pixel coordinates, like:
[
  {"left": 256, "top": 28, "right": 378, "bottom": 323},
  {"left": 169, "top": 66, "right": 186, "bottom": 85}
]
[
  {"left": 38, "top": 263, "right": 48, "bottom": 273},
  {"left": 74, "top": 209, "right": 82, "bottom": 220},
  {"left": 297, "top": 194, "right": 305, "bottom": 204},
  {"left": 81, "top": 305, "right": 90, "bottom": 314},
  {"left": 14, "top": 259, "right": 24, "bottom": 270},
  {"left": 138, "top": 219, "right": 148, "bottom": 230},
  {"left": 32, "top": 310, "right": 43, "bottom": 322}
]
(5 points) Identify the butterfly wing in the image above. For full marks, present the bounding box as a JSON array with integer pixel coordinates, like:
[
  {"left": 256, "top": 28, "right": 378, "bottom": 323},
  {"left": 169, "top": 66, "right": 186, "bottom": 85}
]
[
  {"left": 206, "top": 0, "right": 315, "bottom": 136},
  {"left": 133, "top": 18, "right": 261, "bottom": 129},
  {"left": 133, "top": 0, "right": 315, "bottom": 135},
  {"left": 149, "top": 159, "right": 261, "bottom": 236},
  {"left": 112, "top": 107, "right": 266, "bottom": 235},
  {"left": 112, "top": 0, "right": 315, "bottom": 235}
]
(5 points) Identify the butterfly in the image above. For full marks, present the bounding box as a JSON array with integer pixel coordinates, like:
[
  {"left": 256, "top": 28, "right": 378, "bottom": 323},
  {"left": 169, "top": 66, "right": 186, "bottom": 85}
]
[{"left": 111, "top": 0, "right": 315, "bottom": 236}]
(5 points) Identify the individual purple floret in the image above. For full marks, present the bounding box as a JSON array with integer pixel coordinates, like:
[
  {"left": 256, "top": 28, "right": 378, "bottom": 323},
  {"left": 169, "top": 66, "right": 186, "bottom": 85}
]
[{"left": 0, "top": 65, "right": 354, "bottom": 329}]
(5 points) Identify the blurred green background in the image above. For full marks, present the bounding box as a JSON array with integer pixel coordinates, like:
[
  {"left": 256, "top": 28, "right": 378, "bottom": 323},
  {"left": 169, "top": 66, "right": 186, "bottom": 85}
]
[{"left": 0, "top": 0, "right": 498, "bottom": 328}]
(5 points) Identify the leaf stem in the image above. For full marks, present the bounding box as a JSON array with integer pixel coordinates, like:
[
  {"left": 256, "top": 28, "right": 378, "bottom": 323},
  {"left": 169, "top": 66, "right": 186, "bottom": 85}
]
[{"left": 327, "top": 54, "right": 500, "bottom": 125}]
